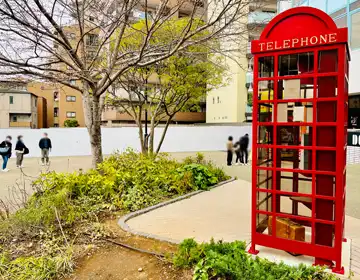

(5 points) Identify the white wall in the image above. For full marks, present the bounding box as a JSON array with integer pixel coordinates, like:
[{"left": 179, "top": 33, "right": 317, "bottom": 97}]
[
  {"left": 0, "top": 125, "right": 252, "bottom": 158},
  {"left": 349, "top": 49, "right": 360, "bottom": 94}
]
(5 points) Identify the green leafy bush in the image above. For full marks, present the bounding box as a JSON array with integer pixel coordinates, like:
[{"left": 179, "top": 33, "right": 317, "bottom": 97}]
[
  {"left": 64, "top": 119, "right": 79, "bottom": 127},
  {"left": 174, "top": 239, "right": 339, "bottom": 280}
]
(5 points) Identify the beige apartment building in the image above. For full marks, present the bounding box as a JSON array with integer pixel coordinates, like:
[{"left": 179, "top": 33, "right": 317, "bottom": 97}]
[
  {"left": 0, "top": 89, "right": 38, "bottom": 129},
  {"left": 28, "top": 81, "right": 85, "bottom": 127},
  {"left": 206, "top": 0, "right": 277, "bottom": 123}
]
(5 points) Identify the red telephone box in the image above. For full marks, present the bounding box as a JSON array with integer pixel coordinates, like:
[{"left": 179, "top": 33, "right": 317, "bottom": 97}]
[{"left": 249, "top": 7, "right": 349, "bottom": 274}]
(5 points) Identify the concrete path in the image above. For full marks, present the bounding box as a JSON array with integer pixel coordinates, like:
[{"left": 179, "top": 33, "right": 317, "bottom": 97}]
[{"left": 126, "top": 179, "right": 360, "bottom": 278}]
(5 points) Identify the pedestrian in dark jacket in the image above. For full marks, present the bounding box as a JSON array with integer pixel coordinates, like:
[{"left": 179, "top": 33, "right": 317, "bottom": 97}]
[
  {"left": 15, "top": 135, "right": 28, "bottom": 168},
  {"left": 39, "top": 133, "right": 52, "bottom": 165},
  {"left": 0, "top": 136, "right": 12, "bottom": 172},
  {"left": 239, "top": 133, "right": 250, "bottom": 165},
  {"left": 226, "top": 136, "right": 234, "bottom": 166}
]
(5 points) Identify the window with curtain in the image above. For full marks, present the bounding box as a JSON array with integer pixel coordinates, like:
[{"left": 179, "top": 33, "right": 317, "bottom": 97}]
[{"left": 351, "top": 11, "right": 360, "bottom": 49}]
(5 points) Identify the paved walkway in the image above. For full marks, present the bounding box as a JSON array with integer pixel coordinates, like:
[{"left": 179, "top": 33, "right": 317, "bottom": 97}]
[{"left": 126, "top": 179, "right": 360, "bottom": 278}]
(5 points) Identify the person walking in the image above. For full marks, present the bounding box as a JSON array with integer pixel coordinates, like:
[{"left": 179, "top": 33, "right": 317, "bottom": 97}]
[
  {"left": 0, "top": 136, "right": 12, "bottom": 172},
  {"left": 39, "top": 133, "right": 52, "bottom": 166},
  {"left": 15, "top": 135, "right": 28, "bottom": 168},
  {"left": 239, "top": 133, "right": 250, "bottom": 165},
  {"left": 226, "top": 136, "right": 234, "bottom": 166}
]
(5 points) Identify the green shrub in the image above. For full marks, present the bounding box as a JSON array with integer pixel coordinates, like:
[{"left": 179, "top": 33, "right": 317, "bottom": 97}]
[
  {"left": 64, "top": 119, "right": 79, "bottom": 127},
  {"left": 175, "top": 164, "right": 219, "bottom": 190},
  {"left": 174, "top": 239, "right": 339, "bottom": 280}
]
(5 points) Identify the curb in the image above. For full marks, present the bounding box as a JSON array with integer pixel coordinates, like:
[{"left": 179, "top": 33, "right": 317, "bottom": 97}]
[{"left": 118, "top": 177, "right": 236, "bottom": 244}]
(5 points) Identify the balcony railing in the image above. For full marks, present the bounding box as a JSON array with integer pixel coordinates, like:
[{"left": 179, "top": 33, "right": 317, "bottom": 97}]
[{"left": 248, "top": 11, "right": 276, "bottom": 25}]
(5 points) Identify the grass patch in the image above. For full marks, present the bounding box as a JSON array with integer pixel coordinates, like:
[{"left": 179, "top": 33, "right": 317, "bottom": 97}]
[{"left": 0, "top": 150, "right": 228, "bottom": 279}]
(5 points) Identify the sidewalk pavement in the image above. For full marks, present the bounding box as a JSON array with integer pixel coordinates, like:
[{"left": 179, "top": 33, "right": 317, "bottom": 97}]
[{"left": 126, "top": 179, "right": 360, "bottom": 278}]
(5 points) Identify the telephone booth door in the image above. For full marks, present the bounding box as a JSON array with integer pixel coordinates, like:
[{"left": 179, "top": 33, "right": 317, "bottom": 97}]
[{"left": 249, "top": 7, "right": 349, "bottom": 274}]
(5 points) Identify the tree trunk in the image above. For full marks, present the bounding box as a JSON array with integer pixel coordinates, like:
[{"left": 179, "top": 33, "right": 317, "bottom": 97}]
[
  {"left": 155, "top": 117, "right": 172, "bottom": 155},
  {"left": 83, "top": 91, "right": 103, "bottom": 168}
]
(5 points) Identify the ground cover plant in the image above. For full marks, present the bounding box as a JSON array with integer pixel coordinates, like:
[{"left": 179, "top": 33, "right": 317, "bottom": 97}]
[
  {"left": 173, "top": 239, "right": 340, "bottom": 280},
  {"left": 0, "top": 151, "right": 228, "bottom": 279}
]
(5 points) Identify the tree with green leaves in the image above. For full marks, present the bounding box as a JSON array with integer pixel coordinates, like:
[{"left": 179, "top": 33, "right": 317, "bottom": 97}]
[{"left": 108, "top": 19, "right": 227, "bottom": 155}]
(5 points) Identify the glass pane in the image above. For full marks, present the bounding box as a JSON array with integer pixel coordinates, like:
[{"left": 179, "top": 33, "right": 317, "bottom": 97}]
[
  {"left": 256, "top": 213, "right": 272, "bottom": 235},
  {"left": 258, "top": 103, "right": 273, "bottom": 122},
  {"left": 258, "top": 80, "right": 274, "bottom": 101},
  {"left": 277, "top": 126, "right": 313, "bottom": 147},
  {"left": 257, "top": 126, "right": 273, "bottom": 144},
  {"left": 328, "top": 0, "right": 347, "bottom": 14},
  {"left": 276, "top": 102, "right": 313, "bottom": 123},
  {"left": 334, "top": 15, "right": 347, "bottom": 28},
  {"left": 318, "top": 50, "right": 338, "bottom": 73},
  {"left": 272, "top": 216, "right": 311, "bottom": 243},
  {"left": 258, "top": 56, "right": 274, "bottom": 78},
  {"left": 317, "top": 76, "right": 338, "bottom": 97},
  {"left": 277, "top": 194, "right": 312, "bottom": 218},
  {"left": 277, "top": 78, "right": 314, "bottom": 100},
  {"left": 277, "top": 171, "right": 312, "bottom": 194},
  {"left": 278, "top": 52, "right": 314, "bottom": 76},
  {"left": 257, "top": 147, "right": 273, "bottom": 167},
  {"left": 257, "top": 169, "right": 272, "bottom": 189},
  {"left": 276, "top": 148, "right": 313, "bottom": 172},
  {"left": 257, "top": 191, "right": 273, "bottom": 212},
  {"left": 351, "top": 12, "right": 360, "bottom": 49},
  {"left": 309, "top": 0, "right": 326, "bottom": 11}
]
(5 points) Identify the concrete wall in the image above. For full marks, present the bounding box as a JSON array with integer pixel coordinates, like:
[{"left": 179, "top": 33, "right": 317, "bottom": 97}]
[{"left": 0, "top": 125, "right": 252, "bottom": 158}]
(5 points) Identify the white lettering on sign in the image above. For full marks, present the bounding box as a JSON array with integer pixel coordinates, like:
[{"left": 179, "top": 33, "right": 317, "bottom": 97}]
[
  {"left": 256, "top": 33, "right": 338, "bottom": 52},
  {"left": 352, "top": 135, "right": 360, "bottom": 146}
]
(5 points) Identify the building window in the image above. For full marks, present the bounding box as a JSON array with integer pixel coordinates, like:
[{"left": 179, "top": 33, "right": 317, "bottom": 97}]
[
  {"left": 66, "top": 95, "right": 76, "bottom": 102},
  {"left": 86, "top": 34, "right": 98, "bottom": 46},
  {"left": 12, "top": 116, "right": 17, "bottom": 122},
  {"left": 66, "top": 112, "right": 76, "bottom": 118},
  {"left": 35, "top": 98, "right": 37, "bottom": 107},
  {"left": 9, "top": 96, "right": 13, "bottom": 104},
  {"left": 213, "top": 97, "right": 215, "bottom": 104},
  {"left": 217, "top": 96, "right": 220, "bottom": 103},
  {"left": 328, "top": 0, "right": 347, "bottom": 14},
  {"left": 334, "top": 15, "right": 347, "bottom": 28},
  {"left": 54, "top": 91, "right": 59, "bottom": 101},
  {"left": 309, "top": 0, "right": 326, "bottom": 11},
  {"left": 54, "top": 108, "right": 59, "bottom": 117},
  {"left": 54, "top": 124, "right": 59, "bottom": 127},
  {"left": 351, "top": 11, "right": 360, "bottom": 49}
]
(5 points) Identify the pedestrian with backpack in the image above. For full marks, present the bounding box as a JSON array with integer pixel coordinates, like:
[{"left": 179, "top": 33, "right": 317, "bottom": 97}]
[
  {"left": 15, "top": 135, "right": 29, "bottom": 168},
  {"left": 0, "top": 136, "right": 12, "bottom": 172}
]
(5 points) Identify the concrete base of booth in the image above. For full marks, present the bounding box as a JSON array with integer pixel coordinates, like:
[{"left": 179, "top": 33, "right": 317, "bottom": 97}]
[{"left": 247, "top": 239, "right": 351, "bottom": 279}]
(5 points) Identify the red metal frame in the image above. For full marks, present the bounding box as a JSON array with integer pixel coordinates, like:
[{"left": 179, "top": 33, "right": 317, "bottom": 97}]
[{"left": 249, "top": 7, "right": 350, "bottom": 274}]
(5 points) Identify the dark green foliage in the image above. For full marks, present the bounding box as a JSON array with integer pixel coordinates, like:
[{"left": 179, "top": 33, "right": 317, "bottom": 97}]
[
  {"left": 173, "top": 239, "right": 339, "bottom": 280},
  {"left": 63, "top": 119, "right": 79, "bottom": 127}
]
